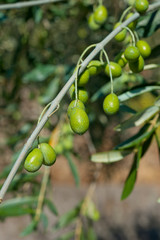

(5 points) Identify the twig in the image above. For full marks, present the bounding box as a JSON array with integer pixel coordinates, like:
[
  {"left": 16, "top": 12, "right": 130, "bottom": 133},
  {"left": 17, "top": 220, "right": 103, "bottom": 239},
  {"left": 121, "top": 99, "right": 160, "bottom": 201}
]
[
  {"left": 34, "top": 166, "right": 50, "bottom": 222},
  {"left": 0, "top": 0, "right": 65, "bottom": 10},
  {"left": 0, "top": 2, "right": 160, "bottom": 201}
]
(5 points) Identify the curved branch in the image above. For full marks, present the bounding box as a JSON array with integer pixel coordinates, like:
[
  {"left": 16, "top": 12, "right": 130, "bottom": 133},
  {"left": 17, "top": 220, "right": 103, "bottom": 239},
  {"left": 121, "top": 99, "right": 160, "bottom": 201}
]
[
  {"left": 0, "top": 2, "right": 160, "bottom": 202},
  {"left": 0, "top": 0, "right": 65, "bottom": 10}
]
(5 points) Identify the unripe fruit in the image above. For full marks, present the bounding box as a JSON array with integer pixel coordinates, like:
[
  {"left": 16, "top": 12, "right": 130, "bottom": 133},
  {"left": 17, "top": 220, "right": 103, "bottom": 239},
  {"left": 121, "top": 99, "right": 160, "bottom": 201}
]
[
  {"left": 87, "top": 60, "right": 103, "bottom": 76},
  {"left": 40, "top": 143, "right": 56, "bottom": 166},
  {"left": 69, "top": 85, "right": 89, "bottom": 104},
  {"left": 93, "top": 5, "right": 108, "bottom": 25},
  {"left": 70, "top": 108, "right": 89, "bottom": 135},
  {"left": 126, "top": 13, "right": 137, "bottom": 30},
  {"left": 124, "top": 46, "right": 140, "bottom": 62},
  {"left": 103, "top": 93, "right": 120, "bottom": 115},
  {"left": 67, "top": 100, "right": 85, "bottom": 118},
  {"left": 24, "top": 148, "right": 43, "bottom": 172},
  {"left": 136, "top": 40, "right": 151, "bottom": 58},
  {"left": 135, "top": 0, "right": 149, "bottom": 14},
  {"left": 114, "top": 22, "right": 127, "bottom": 42},
  {"left": 105, "top": 62, "right": 122, "bottom": 78},
  {"left": 88, "top": 14, "right": 100, "bottom": 30},
  {"left": 115, "top": 52, "right": 127, "bottom": 68},
  {"left": 78, "top": 70, "right": 90, "bottom": 87},
  {"left": 129, "top": 55, "right": 144, "bottom": 73}
]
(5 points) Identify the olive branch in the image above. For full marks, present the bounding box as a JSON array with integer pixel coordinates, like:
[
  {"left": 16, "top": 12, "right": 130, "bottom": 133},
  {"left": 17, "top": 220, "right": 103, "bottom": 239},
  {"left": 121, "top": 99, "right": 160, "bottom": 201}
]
[{"left": 0, "top": 1, "right": 160, "bottom": 202}]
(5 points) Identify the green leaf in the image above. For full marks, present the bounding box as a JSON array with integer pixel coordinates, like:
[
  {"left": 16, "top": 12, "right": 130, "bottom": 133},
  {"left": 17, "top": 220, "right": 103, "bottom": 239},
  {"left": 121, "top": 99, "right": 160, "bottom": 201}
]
[
  {"left": 115, "top": 106, "right": 159, "bottom": 131},
  {"left": 0, "top": 196, "right": 38, "bottom": 209},
  {"left": 38, "top": 77, "right": 60, "bottom": 104},
  {"left": 118, "top": 86, "right": 160, "bottom": 102},
  {"left": 53, "top": 202, "right": 81, "bottom": 230},
  {"left": 116, "top": 126, "right": 155, "bottom": 150},
  {"left": 121, "top": 146, "right": 142, "bottom": 200},
  {"left": 91, "top": 150, "right": 132, "bottom": 163},
  {"left": 20, "top": 220, "right": 38, "bottom": 237},
  {"left": 141, "top": 133, "right": 154, "bottom": 158},
  {"left": 22, "top": 64, "right": 55, "bottom": 83},
  {"left": 0, "top": 206, "right": 35, "bottom": 217},
  {"left": 65, "top": 152, "right": 80, "bottom": 186},
  {"left": 44, "top": 199, "right": 58, "bottom": 216},
  {"left": 119, "top": 104, "right": 137, "bottom": 114},
  {"left": 137, "top": 10, "right": 160, "bottom": 38},
  {"left": 40, "top": 213, "right": 48, "bottom": 230}
]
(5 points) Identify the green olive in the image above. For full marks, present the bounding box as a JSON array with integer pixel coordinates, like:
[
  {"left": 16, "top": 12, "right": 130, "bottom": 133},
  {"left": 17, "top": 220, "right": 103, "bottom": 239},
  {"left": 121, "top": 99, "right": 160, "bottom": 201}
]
[
  {"left": 24, "top": 148, "right": 43, "bottom": 172},
  {"left": 67, "top": 100, "right": 85, "bottom": 118},
  {"left": 124, "top": 46, "right": 140, "bottom": 62},
  {"left": 40, "top": 143, "right": 56, "bottom": 166},
  {"left": 136, "top": 40, "right": 151, "bottom": 58},
  {"left": 114, "top": 22, "right": 127, "bottom": 42},
  {"left": 129, "top": 55, "right": 144, "bottom": 73},
  {"left": 103, "top": 93, "right": 120, "bottom": 115},
  {"left": 87, "top": 60, "right": 103, "bottom": 76},
  {"left": 93, "top": 5, "right": 108, "bottom": 25},
  {"left": 135, "top": 0, "right": 149, "bottom": 14},
  {"left": 69, "top": 85, "right": 89, "bottom": 104},
  {"left": 70, "top": 107, "right": 89, "bottom": 135},
  {"left": 126, "top": 13, "right": 137, "bottom": 30},
  {"left": 78, "top": 69, "right": 90, "bottom": 87},
  {"left": 105, "top": 62, "right": 122, "bottom": 78},
  {"left": 88, "top": 14, "right": 100, "bottom": 30},
  {"left": 115, "top": 52, "right": 127, "bottom": 68}
]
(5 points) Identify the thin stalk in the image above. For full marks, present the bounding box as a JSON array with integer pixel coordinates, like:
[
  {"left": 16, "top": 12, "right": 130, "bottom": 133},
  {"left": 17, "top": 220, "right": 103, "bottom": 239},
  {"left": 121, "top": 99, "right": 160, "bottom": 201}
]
[
  {"left": 123, "top": 26, "right": 136, "bottom": 46},
  {"left": 120, "top": 6, "right": 133, "bottom": 22},
  {"left": 102, "top": 49, "right": 113, "bottom": 93},
  {"left": 0, "top": 0, "right": 65, "bottom": 10}
]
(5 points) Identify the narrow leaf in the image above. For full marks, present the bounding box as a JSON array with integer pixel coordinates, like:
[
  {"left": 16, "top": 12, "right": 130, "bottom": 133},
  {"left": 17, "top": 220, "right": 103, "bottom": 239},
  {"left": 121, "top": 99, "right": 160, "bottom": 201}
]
[
  {"left": 53, "top": 202, "right": 81, "bottom": 230},
  {"left": 91, "top": 150, "right": 132, "bottom": 163},
  {"left": 121, "top": 146, "right": 142, "bottom": 200},
  {"left": 65, "top": 152, "right": 80, "bottom": 186},
  {"left": 20, "top": 220, "right": 38, "bottom": 237},
  {"left": 40, "top": 213, "right": 48, "bottom": 230},
  {"left": 44, "top": 198, "right": 58, "bottom": 216},
  {"left": 118, "top": 86, "right": 160, "bottom": 102},
  {"left": 116, "top": 126, "right": 155, "bottom": 150},
  {"left": 115, "top": 106, "right": 159, "bottom": 131}
]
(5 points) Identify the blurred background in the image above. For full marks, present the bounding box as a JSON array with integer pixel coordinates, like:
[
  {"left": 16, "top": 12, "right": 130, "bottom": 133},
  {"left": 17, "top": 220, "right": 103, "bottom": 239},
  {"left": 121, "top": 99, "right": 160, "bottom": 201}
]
[{"left": 0, "top": 0, "right": 160, "bottom": 239}]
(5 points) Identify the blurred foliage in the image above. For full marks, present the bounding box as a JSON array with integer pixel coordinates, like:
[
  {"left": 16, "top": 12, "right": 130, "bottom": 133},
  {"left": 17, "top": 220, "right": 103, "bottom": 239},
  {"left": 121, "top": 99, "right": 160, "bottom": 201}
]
[{"left": 0, "top": 0, "right": 160, "bottom": 238}]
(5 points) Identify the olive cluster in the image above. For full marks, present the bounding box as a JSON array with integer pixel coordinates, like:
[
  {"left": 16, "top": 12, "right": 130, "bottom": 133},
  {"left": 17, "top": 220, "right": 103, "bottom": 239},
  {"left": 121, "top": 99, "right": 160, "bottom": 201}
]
[
  {"left": 68, "top": 60, "right": 121, "bottom": 135},
  {"left": 88, "top": 4, "right": 108, "bottom": 30},
  {"left": 24, "top": 143, "right": 56, "bottom": 172}
]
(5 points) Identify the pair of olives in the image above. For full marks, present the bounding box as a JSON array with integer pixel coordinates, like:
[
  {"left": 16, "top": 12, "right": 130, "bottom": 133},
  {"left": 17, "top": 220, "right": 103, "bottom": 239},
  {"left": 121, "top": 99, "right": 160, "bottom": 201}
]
[
  {"left": 88, "top": 5, "right": 108, "bottom": 30},
  {"left": 124, "top": 40, "right": 151, "bottom": 73},
  {"left": 24, "top": 143, "right": 56, "bottom": 173}
]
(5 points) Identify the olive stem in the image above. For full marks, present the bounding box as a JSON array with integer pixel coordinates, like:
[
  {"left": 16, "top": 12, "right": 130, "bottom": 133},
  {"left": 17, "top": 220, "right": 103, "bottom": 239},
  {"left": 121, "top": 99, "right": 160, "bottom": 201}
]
[
  {"left": 0, "top": 1, "right": 160, "bottom": 201},
  {"left": 123, "top": 26, "right": 136, "bottom": 46},
  {"left": 34, "top": 167, "right": 50, "bottom": 222},
  {"left": 134, "top": 30, "right": 140, "bottom": 42},
  {"left": 102, "top": 49, "right": 114, "bottom": 94},
  {"left": 98, "top": 0, "right": 103, "bottom": 6},
  {"left": 120, "top": 6, "right": 133, "bottom": 23},
  {"left": 74, "top": 44, "right": 97, "bottom": 102},
  {"left": 0, "top": 0, "right": 65, "bottom": 10},
  {"left": 99, "top": 50, "right": 104, "bottom": 64}
]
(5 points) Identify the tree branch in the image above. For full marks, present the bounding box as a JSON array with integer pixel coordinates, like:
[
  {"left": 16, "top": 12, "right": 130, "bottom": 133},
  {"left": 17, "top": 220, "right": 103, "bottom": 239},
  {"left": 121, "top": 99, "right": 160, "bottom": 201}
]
[
  {"left": 0, "top": 1, "right": 160, "bottom": 202},
  {"left": 0, "top": 0, "right": 65, "bottom": 10}
]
